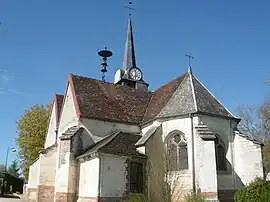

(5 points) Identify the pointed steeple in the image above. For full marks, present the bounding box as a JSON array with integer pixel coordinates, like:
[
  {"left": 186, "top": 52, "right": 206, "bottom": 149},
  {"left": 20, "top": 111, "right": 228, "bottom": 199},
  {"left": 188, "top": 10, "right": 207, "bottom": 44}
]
[{"left": 123, "top": 15, "right": 136, "bottom": 70}]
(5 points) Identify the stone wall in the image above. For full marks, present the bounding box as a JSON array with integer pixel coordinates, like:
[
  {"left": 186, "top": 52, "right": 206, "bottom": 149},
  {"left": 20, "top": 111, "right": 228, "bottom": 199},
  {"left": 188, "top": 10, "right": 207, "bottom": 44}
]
[
  {"left": 55, "top": 192, "right": 76, "bottom": 202},
  {"left": 37, "top": 185, "right": 55, "bottom": 202},
  {"left": 27, "top": 188, "right": 37, "bottom": 202}
]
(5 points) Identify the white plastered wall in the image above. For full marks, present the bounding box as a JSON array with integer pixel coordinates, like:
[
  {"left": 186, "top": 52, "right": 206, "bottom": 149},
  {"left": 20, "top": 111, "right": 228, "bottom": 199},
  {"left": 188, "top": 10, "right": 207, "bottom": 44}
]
[
  {"left": 80, "top": 118, "right": 140, "bottom": 143},
  {"left": 234, "top": 135, "right": 263, "bottom": 188},
  {"left": 78, "top": 158, "right": 100, "bottom": 199},
  {"left": 141, "top": 117, "right": 193, "bottom": 200},
  {"left": 28, "top": 159, "right": 40, "bottom": 188},
  {"left": 44, "top": 101, "right": 57, "bottom": 149},
  {"left": 197, "top": 115, "right": 235, "bottom": 191},
  {"left": 39, "top": 147, "right": 58, "bottom": 186},
  {"left": 55, "top": 83, "right": 79, "bottom": 194},
  {"left": 99, "top": 154, "right": 127, "bottom": 197}
]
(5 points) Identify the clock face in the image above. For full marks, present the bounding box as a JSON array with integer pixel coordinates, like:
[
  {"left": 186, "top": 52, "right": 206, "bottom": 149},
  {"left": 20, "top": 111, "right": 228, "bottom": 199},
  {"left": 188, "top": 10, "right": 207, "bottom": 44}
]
[
  {"left": 129, "top": 68, "right": 142, "bottom": 81},
  {"left": 114, "top": 69, "right": 122, "bottom": 84}
]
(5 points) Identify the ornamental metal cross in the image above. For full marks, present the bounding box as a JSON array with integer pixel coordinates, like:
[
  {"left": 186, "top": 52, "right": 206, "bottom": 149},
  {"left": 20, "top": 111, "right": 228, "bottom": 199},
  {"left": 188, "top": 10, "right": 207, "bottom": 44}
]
[
  {"left": 185, "top": 52, "right": 194, "bottom": 67},
  {"left": 124, "top": 1, "right": 135, "bottom": 15}
]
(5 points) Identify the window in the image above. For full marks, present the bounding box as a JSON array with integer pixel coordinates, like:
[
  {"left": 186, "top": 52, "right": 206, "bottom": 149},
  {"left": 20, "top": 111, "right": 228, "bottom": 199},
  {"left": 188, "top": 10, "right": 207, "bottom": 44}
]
[
  {"left": 167, "top": 132, "right": 188, "bottom": 171},
  {"left": 215, "top": 135, "right": 227, "bottom": 171},
  {"left": 130, "top": 162, "right": 143, "bottom": 193}
]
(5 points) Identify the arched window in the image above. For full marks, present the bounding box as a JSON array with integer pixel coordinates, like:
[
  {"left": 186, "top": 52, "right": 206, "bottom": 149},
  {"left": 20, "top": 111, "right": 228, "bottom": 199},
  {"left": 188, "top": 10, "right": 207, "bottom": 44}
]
[
  {"left": 215, "top": 135, "right": 227, "bottom": 171},
  {"left": 166, "top": 131, "right": 188, "bottom": 171}
]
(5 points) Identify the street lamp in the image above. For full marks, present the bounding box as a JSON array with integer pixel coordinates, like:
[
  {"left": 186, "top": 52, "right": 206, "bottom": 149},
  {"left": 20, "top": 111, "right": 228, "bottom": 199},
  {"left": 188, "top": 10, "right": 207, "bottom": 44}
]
[
  {"left": 2, "top": 147, "right": 16, "bottom": 195},
  {"left": 5, "top": 147, "right": 16, "bottom": 175}
]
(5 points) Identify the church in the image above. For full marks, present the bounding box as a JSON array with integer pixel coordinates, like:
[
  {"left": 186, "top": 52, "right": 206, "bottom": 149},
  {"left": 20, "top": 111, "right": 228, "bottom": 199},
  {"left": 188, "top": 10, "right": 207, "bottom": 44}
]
[{"left": 26, "top": 14, "right": 264, "bottom": 202}]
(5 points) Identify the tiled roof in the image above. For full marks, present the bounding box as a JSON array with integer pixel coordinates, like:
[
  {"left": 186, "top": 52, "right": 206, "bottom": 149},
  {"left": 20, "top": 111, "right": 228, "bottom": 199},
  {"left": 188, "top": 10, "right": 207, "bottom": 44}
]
[
  {"left": 78, "top": 131, "right": 146, "bottom": 158},
  {"left": 55, "top": 94, "right": 64, "bottom": 123},
  {"left": 135, "top": 124, "right": 161, "bottom": 147},
  {"left": 68, "top": 71, "right": 236, "bottom": 125},
  {"left": 71, "top": 74, "right": 152, "bottom": 124},
  {"left": 142, "top": 73, "right": 187, "bottom": 123}
]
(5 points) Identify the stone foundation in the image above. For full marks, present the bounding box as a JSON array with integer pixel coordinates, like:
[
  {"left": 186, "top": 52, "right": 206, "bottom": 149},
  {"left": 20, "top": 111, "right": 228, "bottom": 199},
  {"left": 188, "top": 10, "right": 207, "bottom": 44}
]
[
  {"left": 218, "top": 190, "right": 236, "bottom": 202},
  {"left": 27, "top": 188, "right": 37, "bottom": 202},
  {"left": 37, "top": 185, "right": 55, "bottom": 202},
  {"left": 77, "top": 196, "right": 99, "bottom": 202},
  {"left": 55, "top": 192, "right": 76, "bottom": 202},
  {"left": 202, "top": 192, "right": 218, "bottom": 201}
]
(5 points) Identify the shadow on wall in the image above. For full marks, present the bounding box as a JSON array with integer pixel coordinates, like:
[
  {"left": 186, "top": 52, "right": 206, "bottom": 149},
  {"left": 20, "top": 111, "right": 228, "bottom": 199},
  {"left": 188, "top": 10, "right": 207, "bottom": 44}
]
[
  {"left": 145, "top": 125, "right": 190, "bottom": 202},
  {"left": 217, "top": 161, "right": 244, "bottom": 202}
]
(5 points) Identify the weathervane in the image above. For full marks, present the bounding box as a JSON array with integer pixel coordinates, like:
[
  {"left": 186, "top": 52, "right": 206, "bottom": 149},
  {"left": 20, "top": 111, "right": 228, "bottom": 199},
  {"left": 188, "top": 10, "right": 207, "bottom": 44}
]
[
  {"left": 124, "top": 1, "right": 135, "bottom": 15},
  {"left": 185, "top": 52, "right": 194, "bottom": 67}
]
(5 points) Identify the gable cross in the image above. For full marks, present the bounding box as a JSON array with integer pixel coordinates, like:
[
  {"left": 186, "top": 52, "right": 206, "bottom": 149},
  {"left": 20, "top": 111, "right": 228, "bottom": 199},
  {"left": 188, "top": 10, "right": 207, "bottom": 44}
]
[{"left": 185, "top": 52, "right": 194, "bottom": 67}]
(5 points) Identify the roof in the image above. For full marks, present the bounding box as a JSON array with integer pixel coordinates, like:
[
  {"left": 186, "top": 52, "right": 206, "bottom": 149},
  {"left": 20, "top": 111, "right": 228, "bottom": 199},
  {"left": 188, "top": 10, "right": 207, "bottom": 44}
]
[
  {"left": 65, "top": 69, "right": 237, "bottom": 125},
  {"left": 78, "top": 131, "right": 146, "bottom": 158},
  {"left": 143, "top": 71, "right": 237, "bottom": 123},
  {"left": 142, "top": 73, "right": 187, "bottom": 122},
  {"left": 55, "top": 94, "right": 64, "bottom": 124},
  {"left": 135, "top": 124, "right": 161, "bottom": 147},
  {"left": 123, "top": 16, "right": 136, "bottom": 71},
  {"left": 71, "top": 74, "right": 152, "bottom": 124}
]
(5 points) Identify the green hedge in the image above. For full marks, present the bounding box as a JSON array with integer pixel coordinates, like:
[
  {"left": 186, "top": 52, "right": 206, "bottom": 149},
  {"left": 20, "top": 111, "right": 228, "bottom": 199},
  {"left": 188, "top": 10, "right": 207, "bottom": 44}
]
[{"left": 235, "top": 178, "right": 270, "bottom": 202}]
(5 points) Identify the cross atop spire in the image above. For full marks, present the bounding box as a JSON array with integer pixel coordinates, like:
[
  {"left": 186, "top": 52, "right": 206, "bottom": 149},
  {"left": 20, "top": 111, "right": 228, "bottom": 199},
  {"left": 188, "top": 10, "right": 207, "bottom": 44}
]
[
  {"left": 122, "top": 15, "right": 136, "bottom": 70},
  {"left": 185, "top": 52, "right": 194, "bottom": 67}
]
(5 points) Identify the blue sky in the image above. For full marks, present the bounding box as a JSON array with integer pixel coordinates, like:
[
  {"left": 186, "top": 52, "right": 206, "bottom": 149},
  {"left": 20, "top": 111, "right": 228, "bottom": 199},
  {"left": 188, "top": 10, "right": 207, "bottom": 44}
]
[{"left": 0, "top": 0, "right": 269, "bottom": 166}]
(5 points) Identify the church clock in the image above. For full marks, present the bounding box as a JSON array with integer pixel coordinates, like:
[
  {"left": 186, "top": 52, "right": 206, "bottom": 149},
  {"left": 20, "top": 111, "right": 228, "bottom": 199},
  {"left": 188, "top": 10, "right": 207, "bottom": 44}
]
[{"left": 129, "top": 67, "right": 142, "bottom": 81}]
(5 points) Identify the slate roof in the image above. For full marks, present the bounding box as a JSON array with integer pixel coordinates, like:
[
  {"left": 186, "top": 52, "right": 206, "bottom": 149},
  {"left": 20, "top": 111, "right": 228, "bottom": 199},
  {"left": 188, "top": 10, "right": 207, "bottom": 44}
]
[
  {"left": 144, "top": 72, "right": 237, "bottom": 122},
  {"left": 77, "top": 131, "right": 146, "bottom": 158},
  {"left": 142, "top": 73, "right": 187, "bottom": 123},
  {"left": 71, "top": 74, "right": 152, "bottom": 124}
]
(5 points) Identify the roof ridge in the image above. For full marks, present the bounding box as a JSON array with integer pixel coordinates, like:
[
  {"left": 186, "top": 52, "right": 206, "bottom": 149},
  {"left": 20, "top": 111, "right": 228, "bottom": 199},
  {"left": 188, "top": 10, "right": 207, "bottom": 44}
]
[
  {"left": 189, "top": 73, "right": 198, "bottom": 112},
  {"left": 141, "top": 72, "right": 187, "bottom": 124},
  {"left": 154, "top": 73, "right": 188, "bottom": 92},
  {"left": 77, "top": 130, "right": 122, "bottom": 159},
  {"left": 192, "top": 75, "right": 238, "bottom": 119},
  {"left": 97, "top": 131, "right": 121, "bottom": 150},
  {"left": 156, "top": 73, "right": 190, "bottom": 118},
  {"left": 73, "top": 73, "right": 152, "bottom": 94}
]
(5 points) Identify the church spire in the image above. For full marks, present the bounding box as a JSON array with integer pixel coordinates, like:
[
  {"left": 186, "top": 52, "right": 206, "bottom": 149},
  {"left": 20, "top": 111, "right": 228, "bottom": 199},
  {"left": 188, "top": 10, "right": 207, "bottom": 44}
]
[{"left": 122, "top": 15, "right": 136, "bottom": 70}]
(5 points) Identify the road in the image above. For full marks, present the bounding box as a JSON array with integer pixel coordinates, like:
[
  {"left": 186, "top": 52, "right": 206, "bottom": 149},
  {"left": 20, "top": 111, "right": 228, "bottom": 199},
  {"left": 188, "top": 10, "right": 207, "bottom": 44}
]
[{"left": 0, "top": 196, "right": 23, "bottom": 202}]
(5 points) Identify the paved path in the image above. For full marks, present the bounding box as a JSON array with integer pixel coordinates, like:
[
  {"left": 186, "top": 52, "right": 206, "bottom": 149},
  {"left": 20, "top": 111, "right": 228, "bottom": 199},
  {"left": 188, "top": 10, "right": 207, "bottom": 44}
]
[{"left": 0, "top": 196, "right": 23, "bottom": 202}]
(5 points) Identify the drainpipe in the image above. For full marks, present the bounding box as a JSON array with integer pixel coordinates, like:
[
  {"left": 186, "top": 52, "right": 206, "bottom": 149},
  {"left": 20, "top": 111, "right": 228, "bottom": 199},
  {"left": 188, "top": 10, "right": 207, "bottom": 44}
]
[
  {"left": 190, "top": 114, "right": 196, "bottom": 193},
  {"left": 98, "top": 154, "right": 101, "bottom": 202}
]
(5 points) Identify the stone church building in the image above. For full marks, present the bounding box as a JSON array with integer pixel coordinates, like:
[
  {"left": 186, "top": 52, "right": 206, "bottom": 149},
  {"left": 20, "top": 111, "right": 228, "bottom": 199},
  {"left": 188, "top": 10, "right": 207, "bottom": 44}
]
[{"left": 26, "top": 15, "right": 263, "bottom": 202}]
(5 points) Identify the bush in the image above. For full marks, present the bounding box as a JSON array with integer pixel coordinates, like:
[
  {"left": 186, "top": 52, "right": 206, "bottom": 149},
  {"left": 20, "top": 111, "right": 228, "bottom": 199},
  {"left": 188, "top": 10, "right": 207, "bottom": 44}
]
[
  {"left": 124, "top": 194, "right": 149, "bottom": 202},
  {"left": 184, "top": 192, "right": 206, "bottom": 202},
  {"left": 235, "top": 178, "right": 270, "bottom": 202}
]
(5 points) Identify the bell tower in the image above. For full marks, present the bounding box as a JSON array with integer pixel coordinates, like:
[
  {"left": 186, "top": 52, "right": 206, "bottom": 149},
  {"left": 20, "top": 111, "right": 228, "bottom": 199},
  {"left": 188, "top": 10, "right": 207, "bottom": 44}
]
[{"left": 114, "top": 7, "right": 148, "bottom": 91}]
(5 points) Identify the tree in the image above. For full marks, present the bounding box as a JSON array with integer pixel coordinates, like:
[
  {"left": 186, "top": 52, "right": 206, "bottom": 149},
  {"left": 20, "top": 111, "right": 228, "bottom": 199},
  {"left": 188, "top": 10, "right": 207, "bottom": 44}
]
[
  {"left": 236, "top": 80, "right": 270, "bottom": 175},
  {"left": 16, "top": 104, "right": 51, "bottom": 179},
  {"left": 236, "top": 105, "right": 263, "bottom": 137},
  {"left": 0, "top": 164, "right": 5, "bottom": 174},
  {"left": 235, "top": 178, "right": 270, "bottom": 202},
  {"left": 7, "top": 160, "right": 20, "bottom": 178}
]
